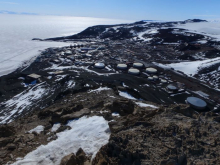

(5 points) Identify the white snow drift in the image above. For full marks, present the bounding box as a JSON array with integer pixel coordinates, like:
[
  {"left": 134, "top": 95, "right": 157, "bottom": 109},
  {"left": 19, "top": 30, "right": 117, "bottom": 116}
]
[
  {"left": 135, "top": 102, "right": 158, "bottom": 109},
  {"left": 28, "top": 125, "right": 45, "bottom": 134},
  {"left": 167, "top": 57, "right": 220, "bottom": 76},
  {"left": 12, "top": 116, "right": 110, "bottom": 165}
]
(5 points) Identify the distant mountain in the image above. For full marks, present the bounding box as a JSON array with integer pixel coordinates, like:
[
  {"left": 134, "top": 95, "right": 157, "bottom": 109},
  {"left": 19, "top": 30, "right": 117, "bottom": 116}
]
[
  {"left": 44, "top": 19, "right": 208, "bottom": 41},
  {"left": 0, "top": 10, "right": 38, "bottom": 15},
  {"left": 184, "top": 19, "right": 207, "bottom": 23}
]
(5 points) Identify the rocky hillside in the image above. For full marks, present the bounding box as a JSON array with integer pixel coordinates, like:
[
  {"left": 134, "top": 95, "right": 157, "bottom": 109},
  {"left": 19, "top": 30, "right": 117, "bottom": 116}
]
[
  {"left": 44, "top": 19, "right": 207, "bottom": 41},
  {"left": 1, "top": 87, "right": 219, "bottom": 164}
]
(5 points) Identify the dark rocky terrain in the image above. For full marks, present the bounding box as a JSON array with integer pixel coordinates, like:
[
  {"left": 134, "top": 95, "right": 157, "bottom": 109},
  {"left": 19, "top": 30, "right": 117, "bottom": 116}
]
[{"left": 0, "top": 19, "right": 220, "bottom": 164}]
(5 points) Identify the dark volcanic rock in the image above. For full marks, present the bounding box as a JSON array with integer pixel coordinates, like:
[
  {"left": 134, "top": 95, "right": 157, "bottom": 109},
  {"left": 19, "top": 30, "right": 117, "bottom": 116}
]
[
  {"left": 76, "top": 148, "right": 87, "bottom": 164},
  {"left": 38, "top": 103, "right": 83, "bottom": 119},
  {"left": 110, "top": 99, "right": 135, "bottom": 116},
  {"left": 7, "top": 144, "right": 16, "bottom": 150},
  {"left": 0, "top": 137, "right": 14, "bottom": 147},
  {"left": 60, "top": 153, "right": 77, "bottom": 165},
  {"left": 60, "top": 148, "right": 88, "bottom": 165},
  {"left": 0, "top": 125, "right": 15, "bottom": 137},
  {"left": 93, "top": 104, "right": 220, "bottom": 165},
  {"left": 56, "top": 125, "right": 71, "bottom": 133},
  {"left": 60, "top": 108, "right": 90, "bottom": 123}
]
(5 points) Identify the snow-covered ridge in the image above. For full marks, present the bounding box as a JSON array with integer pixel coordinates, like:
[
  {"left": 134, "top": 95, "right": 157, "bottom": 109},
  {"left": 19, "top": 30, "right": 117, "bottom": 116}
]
[{"left": 174, "top": 22, "right": 220, "bottom": 41}]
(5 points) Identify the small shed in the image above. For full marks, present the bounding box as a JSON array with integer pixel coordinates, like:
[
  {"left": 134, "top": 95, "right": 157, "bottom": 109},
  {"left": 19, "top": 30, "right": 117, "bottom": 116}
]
[{"left": 25, "top": 73, "right": 41, "bottom": 84}]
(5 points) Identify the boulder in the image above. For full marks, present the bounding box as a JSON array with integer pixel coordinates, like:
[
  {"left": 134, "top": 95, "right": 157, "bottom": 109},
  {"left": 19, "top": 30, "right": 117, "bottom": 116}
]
[
  {"left": 214, "top": 116, "right": 220, "bottom": 123},
  {"left": 23, "top": 134, "right": 35, "bottom": 142},
  {"left": 60, "top": 148, "right": 88, "bottom": 165},
  {"left": 173, "top": 105, "right": 199, "bottom": 119},
  {"left": 76, "top": 148, "right": 87, "bottom": 164},
  {"left": 0, "top": 137, "right": 14, "bottom": 147},
  {"left": 0, "top": 125, "right": 15, "bottom": 137},
  {"left": 39, "top": 104, "right": 83, "bottom": 118},
  {"left": 7, "top": 144, "right": 16, "bottom": 150},
  {"left": 0, "top": 151, "right": 8, "bottom": 158},
  {"left": 56, "top": 125, "right": 71, "bottom": 133},
  {"left": 60, "top": 153, "right": 77, "bottom": 165},
  {"left": 178, "top": 154, "right": 187, "bottom": 165},
  {"left": 60, "top": 108, "right": 90, "bottom": 123},
  {"left": 111, "top": 99, "right": 134, "bottom": 116}
]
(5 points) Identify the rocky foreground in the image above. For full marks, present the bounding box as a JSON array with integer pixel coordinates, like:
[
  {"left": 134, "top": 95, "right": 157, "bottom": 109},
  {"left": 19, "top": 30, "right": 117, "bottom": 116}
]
[{"left": 0, "top": 87, "right": 220, "bottom": 165}]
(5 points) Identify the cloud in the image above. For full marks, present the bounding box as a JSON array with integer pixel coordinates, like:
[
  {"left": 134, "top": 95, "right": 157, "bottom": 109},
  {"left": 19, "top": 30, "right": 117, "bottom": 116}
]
[{"left": 1, "top": 1, "right": 19, "bottom": 5}]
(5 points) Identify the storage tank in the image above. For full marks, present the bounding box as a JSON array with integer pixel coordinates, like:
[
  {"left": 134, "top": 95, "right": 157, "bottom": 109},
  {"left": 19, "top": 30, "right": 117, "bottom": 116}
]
[
  {"left": 133, "top": 63, "right": 144, "bottom": 68},
  {"left": 128, "top": 68, "right": 140, "bottom": 75},
  {"left": 117, "top": 64, "right": 127, "bottom": 70},
  {"left": 94, "top": 63, "right": 105, "bottom": 69},
  {"left": 146, "top": 68, "right": 157, "bottom": 74},
  {"left": 186, "top": 97, "right": 207, "bottom": 110}
]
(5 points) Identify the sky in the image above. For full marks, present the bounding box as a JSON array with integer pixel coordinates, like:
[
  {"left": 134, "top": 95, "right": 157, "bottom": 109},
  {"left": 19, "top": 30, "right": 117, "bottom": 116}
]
[{"left": 0, "top": 0, "right": 220, "bottom": 21}]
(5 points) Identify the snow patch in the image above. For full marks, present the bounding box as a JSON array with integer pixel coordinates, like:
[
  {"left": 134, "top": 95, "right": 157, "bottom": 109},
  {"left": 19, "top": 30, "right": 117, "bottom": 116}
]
[
  {"left": 112, "top": 112, "right": 120, "bottom": 117},
  {"left": 135, "top": 102, "right": 158, "bottom": 108},
  {"left": 67, "top": 80, "right": 75, "bottom": 88},
  {"left": 153, "top": 62, "right": 172, "bottom": 70},
  {"left": 118, "top": 91, "right": 137, "bottom": 100},
  {"left": 12, "top": 116, "right": 110, "bottom": 165},
  {"left": 88, "top": 87, "right": 111, "bottom": 93},
  {"left": 167, "top": 57, "right": 220, "bottom": 76},
  {"left": 51, "top": 123, "right": 61, "bottom": 132},
  {"left": 28, "top": 125, "right": 44, "bottom": 134},
  {"left": 0, "top": 82, "right": 49, "bottom": 124}
]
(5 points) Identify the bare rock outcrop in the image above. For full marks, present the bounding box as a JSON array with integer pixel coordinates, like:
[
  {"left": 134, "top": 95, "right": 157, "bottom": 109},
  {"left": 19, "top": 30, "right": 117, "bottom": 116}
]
[{"left": 60, "top": 148, "right": 90, "bottom": 165}]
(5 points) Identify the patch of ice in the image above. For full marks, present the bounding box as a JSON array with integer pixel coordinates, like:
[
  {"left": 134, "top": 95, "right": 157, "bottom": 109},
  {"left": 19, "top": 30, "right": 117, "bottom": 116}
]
[
  {"left": 28, "top": 125, "right": 44, "bottom": 134},
  {"left": 51, "top": 123, "right": 61, "bottom": 132},
  {"left": 135, "top": 102, "right": 158, "bottom": 108},
  {"left": 88, "top": 87, "right": 111, "bottom": 93},
  {"left": 118, "top": 91, "right": 137, "bottom": 100},
  {"left": 12, "top": 116, "right": 110, "bottom": 165}
]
